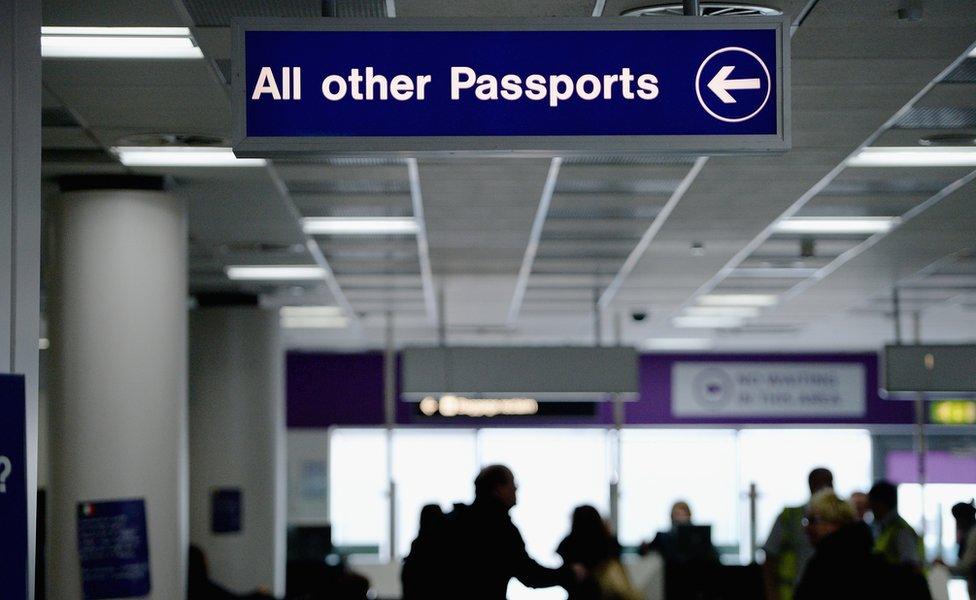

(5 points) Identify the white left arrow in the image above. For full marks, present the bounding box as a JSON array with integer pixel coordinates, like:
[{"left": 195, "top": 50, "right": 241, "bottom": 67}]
[{"left": 707, "top": 65, "right": 761, "bottom": 104}]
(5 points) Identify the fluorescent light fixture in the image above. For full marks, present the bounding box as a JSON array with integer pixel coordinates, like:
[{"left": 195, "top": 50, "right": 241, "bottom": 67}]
[
  {"left": 302, "top": 217, "right": 418, "bottom": 235},
  {"left": 697, "top": 294, "right": 779, "bottom": 307},
  {"left": 279, "top": 305, "right": 344, "bottom": 318},
  {"left": 39, "top": 338, "right": 50, "bottom": 350},
  {"left": 970, "top": 47, "right": 976, "bottom": 58},
  {"left": 848, "top": 147, "right": 976, "bottom": 168},
  {"left": 673, "top": 316, "right": 745, "bottom": 329},
  {"left": 113, "top": 147, "right": 266, "bottom": 168},
  {"left": 225, "top": 266, "right": 326, "bottom": 281},
  {"left": 774, "top": 216, "right": 898, "bottom": 235},
  {"left": 41, "top": 27, "right": 203, "bottom": 59},
  {"left": 684, "top": 306, "right": 761, "bottom": 318},
  {"left": 643, "top": 338, "right": 714, "bottom": 351},
  {"left": 729, "top": 267, "right": 819, "bottom": 278},
  {"left": 280, "top": 316, "right": 349, "bottom": 329}
]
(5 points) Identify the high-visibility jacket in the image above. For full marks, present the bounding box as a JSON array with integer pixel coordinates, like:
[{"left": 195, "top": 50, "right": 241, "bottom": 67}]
[
  {"left": 773, "top": 506, "right": 806, "bottom": 600},
  {"left": 873, "top": 513, "right": 925, "bottom": 567}
]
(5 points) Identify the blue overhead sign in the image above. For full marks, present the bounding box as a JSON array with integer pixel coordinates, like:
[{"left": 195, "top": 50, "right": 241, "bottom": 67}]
[
  {"left": 0, "top": 374, "right": 28, "bottom": 600},
  {"left": 233, "top": 18, "right": 789, "bottom": 155}
]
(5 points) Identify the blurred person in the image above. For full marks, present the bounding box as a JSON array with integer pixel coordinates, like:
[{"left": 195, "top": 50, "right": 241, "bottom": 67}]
[
  {"left": 401, "top": 504, "right": 448, "bottom": 600},
  {"left": 639, "top": 500, "right": 718, "bottom": 564},
  {"left": 762, "top": 467, "right": 834, "bottom": 600},
  {"left": 850, "top": 491, "right": 871, "bottom": 522},
  {"left": 869, "top": 480, "right": 925, "bottom": 570},
  {"left": 188, "top": 545, "right": 275, "bottom": 600},
  {"left": 794, "top": 490, "right": 931, "bottom": 600},
  {"left": 942, "top": 501, "right": 976, "bottom": 598},
  {"left": 443, "top": 464, "right": 571, "bottom": 599},
  {"left": 557, "top": 505, "right": 638, "bottom": 600}
]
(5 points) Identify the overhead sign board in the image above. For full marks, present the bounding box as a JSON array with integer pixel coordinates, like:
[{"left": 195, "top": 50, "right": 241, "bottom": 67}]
[
  {"left": 233, "top": 18, "right": 789, "bottom": 156},
  {"left": 672, "top": 362, "right": 866, "bottom": 418}
]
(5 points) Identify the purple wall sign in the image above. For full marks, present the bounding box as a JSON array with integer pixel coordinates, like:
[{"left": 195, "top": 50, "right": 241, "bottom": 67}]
[
  {"left": 887, "top": 450, "right": 976, "bottom": 484},
  {"left": 286, "top": 351, "right": 916, "bottom": 428}
]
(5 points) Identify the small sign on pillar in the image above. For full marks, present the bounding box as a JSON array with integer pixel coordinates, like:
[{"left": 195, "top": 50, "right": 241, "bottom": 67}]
[
  {"left": 77, "top": 498, "right": 151, "bottom": 599},
  {"left": 0, "top": 374, "right": 29, "bottom": 600}
]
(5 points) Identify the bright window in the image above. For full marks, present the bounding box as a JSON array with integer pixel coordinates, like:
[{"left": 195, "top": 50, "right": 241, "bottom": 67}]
[
  {"left": 738, "top": 429, "right": 872, "bottom": 563},
  {"left": 898, "top": 483, "right": 976, "bottom": 562},
  {"left": 328, "top": 429, "right": 389, "bottom": 557},
  {"left": 619, "top": 429, "right": 739, "bottom": 552},
  {"left": 392, "top": 429, "right": 478, "bottom": 558}
]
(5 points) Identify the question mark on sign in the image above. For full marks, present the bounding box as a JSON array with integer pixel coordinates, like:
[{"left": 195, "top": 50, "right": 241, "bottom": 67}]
[{"left": 0, "top": 456, "right": 11, "bottom": 493}]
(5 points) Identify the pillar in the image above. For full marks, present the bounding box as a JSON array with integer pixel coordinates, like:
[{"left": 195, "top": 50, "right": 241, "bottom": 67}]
[
  {"left": 0, "top": 0, "right": 41, "bottom": 597},
  {"left": 48, "top": 177, "right": 188, "bottom": 599},
  {"left": 189, "top": 306, "right": 286, "bottom": 596}
]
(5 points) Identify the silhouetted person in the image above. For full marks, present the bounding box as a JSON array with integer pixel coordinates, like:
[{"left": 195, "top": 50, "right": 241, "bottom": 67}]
[
  {"left": 401, "top": 504, "right": 448, "bottom": 600},
  {"left": 947, "top": 501, "right": 976, "bottom": 597},
  {"left": 639, "top": 500, "right": 718, "bottom": 564},
  {"left": 762, "top": 467, "right": 833, "bottom": 600},
  {"left": 868, "top": 480, "right": 924, "bottom": 570},
  {"left": 557, "top": 505, "right": 636, "bottom": 600},
  {"left": 849, "top": 491, "right": 870, "bottom": 521},
  {"left": 188, "top": 545, "right": 274, "bottom": 600},
  {"left": 444, "top": 464, "right": 569, "bottom": 599},
  {"left": 795, "top": 491, "right": 930, "bottom": 600}
]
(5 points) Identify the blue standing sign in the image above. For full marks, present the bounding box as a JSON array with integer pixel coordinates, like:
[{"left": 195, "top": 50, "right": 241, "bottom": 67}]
[
  {"left": 77, "top": 498, "right": 151, "bottom": 599},
  {"left": 233, "top": 17, "right": 789, "bottom": 156},
  {"left": 0, "top": 374, "right": 28, "bottom": 600},
  {"left": 233, "top": 18, "right": 790, "bottom": 156}
]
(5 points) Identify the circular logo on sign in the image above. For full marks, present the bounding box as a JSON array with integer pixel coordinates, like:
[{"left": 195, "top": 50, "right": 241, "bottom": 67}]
[
  {"left": 693, "top": 368, "right": 735, "bottom": 409},
  {"left": 695, "top": 47, "right": 772, "bottom": 123}
]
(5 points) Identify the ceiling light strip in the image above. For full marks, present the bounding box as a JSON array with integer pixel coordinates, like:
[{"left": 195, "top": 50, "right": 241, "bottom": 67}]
[
  {"left": 778, "top": 168, "right": 976, "bottom": 305},
  {"left": 598, "top": 156, "right": 709, "bottom": 310},
  {"left": 264, "top": 163, "right": 361, "bottom": 330},
  {"left": 592, "top": 0, "right": 607, "bottom": 17},
  {"left": 676, "top": 48, "right": 975, "bottom": 317},
  {"left": 507, "top": 157, "right": 562, "bottom": 324},
  {"left": 386, "top": 0, "right": 397, "bottom": 17},
  {"left": 408, "top": 158, "right": 438, "bottom": 325}
]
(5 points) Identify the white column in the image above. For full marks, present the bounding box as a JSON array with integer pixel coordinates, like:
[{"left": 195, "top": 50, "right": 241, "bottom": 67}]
[
  {"left": 48, "top": 182, "right": 188, "bottom": 600},
  {"left": 0, "top": 0, "right": 41, "bottom": 596},
  {"left": 189, "top": 307, "right": 286, "bottom": 596}
]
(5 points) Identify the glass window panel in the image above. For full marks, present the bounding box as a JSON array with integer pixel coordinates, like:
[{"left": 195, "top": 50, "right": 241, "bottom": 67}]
[
  {"left": 898, "top": 483, "right": 976, "bottom": 562},
  {"left": 738, "top": 429, "right": 872, "bottom": 563},
  {"left": 329, "top": 428, "right": 389, "bottom": 557},
  {"left": 619, "top": 429, "right": 739, "bottom": 552},
  {"left": 392, "top": 429, "right": 478, "bottom": 558},
  {"left": 478, "top": 428, "right": 610, "bottom": 600}
]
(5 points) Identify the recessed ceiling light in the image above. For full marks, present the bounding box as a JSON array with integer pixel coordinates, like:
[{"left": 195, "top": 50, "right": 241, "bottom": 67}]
[
  {"left": 697, "top": 294, "right": 778, "bottom": 307},
  {"left": 279, "top": 305, "right": 344, "bottom": 318},
  {"left": 41, "top": 27, "right": 204, "bottom": 59},
  {"left": 112, "top": 147, "right": 266, "bottom": 167},
  {"left": 672, "top": 316, "right": 745, "bottom": 329},
  {"left": 847, "top": 147, "right": 976, "bottom": 167},
  {"left": 728, "top": 267, "right": 819, "bottom": 278},
  {"left": 225, "top": 266, "right": 326, "bottom": 281},
  {"left": 643, "top": 338, "right": 714, "bottom": 351},
  {"left": 302, "top": 217, "right": 418, "bottom": 235},
  {"left": 970, "top": 47, "right": 976, "bottom": 58},
  {"left": 39, "top": 338, "right": 50, "bottom": 350},
  {"left": 684, "top": 306, "right": 761, "bottom": 318},
  {"left": 774, "top": 216, "right": 898, "bottom": 235},
  {"left": 280, "top": 316, "right": 349, "bottom": 329}
]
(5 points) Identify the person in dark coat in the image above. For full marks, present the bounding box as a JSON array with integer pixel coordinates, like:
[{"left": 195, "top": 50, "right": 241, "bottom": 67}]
[
  {"left": 401, "top": 504, "right": 448, "bottom": 600},
  {"left": 556, "top": 505, "right": 626, "bottom": 600},
  {"left": 188, "top": 545, "right": 275, "bottom": 600},
  {"left": 442, "top": 464, "right": 571, "bottom": 599},
  {"left": 794, "top": 491, "right": 931, "bottom": 600}
]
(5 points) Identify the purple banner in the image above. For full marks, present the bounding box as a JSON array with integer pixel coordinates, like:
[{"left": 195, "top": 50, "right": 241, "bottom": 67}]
[
  {"left": 287, "top": 351, "right": 916, "bottom": 428},
  {"left": 887, "top": 450, "right": 976, "bottom": 484}
]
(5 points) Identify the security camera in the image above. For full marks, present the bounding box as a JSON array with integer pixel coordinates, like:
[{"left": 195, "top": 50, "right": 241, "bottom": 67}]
[{"left": 631, "top": 310, "right": 648, "bottom": 322}]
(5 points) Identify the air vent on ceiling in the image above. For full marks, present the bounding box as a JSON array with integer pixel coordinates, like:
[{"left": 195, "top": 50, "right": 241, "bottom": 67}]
[
  {"left": 556, "top": 179, "right": 682, "bottom": 194},
  {"left": 562, "top": 155, "right": 699, "bottom": 166},
  {"left": 307, "top": 205, "right": 412, "bottom": 217},
  {"left": 279, "top": 157, "right": 407, "bottom": 166},
  {"left": 287, "top": 180, "right": 411, "bottom": 194},
  {"left": 622, "top": 3, "right": 782, "bottom": 17},
  {"left": 944, "top": 58, "right": 976, "bottom": 84},
  {"left": 547, "top": 206, "right": 660, "bottom": 219},
  {"left": 218, "top": 242, "right": 305, "bottom": 255},
  {"left": 183, "top": 0, "right": 320, "bottom": 26},
  {"left": 820, "top": 179, "right": 945, "bottom": 196},
  {"left": 894, "top": 107, "right": 976, "bottom": 130},
  {"left": 919, "top": 133, "right": 976, "bottom": 147}
]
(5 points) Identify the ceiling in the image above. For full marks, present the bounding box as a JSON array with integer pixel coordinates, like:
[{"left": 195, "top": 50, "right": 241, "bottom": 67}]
[{"left": 39, "top": 0, "right": 976, "bottom": 351}]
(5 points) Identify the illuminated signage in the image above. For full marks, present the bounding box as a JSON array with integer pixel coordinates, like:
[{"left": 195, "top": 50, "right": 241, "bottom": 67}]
[
  {"left": 419, "top": 395, "right": 539, "bottom": 418},
  {"left": 930, "top": 400, "right": 976, "bottom": 425}
]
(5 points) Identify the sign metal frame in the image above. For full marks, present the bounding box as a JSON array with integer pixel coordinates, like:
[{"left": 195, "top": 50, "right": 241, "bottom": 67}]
[{"left": 232, "top": 17, "right": 790, "bottom": 157}]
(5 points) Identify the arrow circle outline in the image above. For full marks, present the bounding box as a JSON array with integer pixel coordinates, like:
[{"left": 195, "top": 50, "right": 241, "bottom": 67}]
[{"left": 695, "top": 46, "right": 772, "bottom": 124}]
